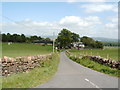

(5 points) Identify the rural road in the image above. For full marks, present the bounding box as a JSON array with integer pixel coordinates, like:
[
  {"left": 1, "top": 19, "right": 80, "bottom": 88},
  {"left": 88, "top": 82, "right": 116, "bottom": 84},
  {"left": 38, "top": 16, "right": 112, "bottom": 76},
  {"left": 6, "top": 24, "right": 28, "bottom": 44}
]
[{"left": 36, "top": 52, "right": 119, "bottom": 89}]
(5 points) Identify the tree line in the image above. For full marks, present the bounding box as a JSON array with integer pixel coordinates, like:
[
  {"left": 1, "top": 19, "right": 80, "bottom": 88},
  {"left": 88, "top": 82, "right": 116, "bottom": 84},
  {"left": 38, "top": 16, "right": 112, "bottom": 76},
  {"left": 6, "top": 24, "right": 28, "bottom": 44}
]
[
  {"left": 2, "top": 29, "right": 104, "bottom": 49},
  {"left": 2, "top": 33, "right": 51, "bottom": 43},
  {"left": 103, "top": 42, "right": 120, "bottom": 47},
  {"left": 55, "top": 29, "right": 103, "bottom": 49},
  {"left": 81, "top": 36, "right": 103, "bottom": 49}
]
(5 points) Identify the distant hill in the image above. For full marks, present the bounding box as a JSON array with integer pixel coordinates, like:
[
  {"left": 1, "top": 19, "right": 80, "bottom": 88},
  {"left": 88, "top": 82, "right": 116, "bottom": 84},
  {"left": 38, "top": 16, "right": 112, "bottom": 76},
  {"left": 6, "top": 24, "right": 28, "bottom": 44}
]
[
  {"left": 42, "top": 35, "right": 57, "bottom": 40},
  {"left": 92, "top": 37, "right": 119, "bottom": 42}
]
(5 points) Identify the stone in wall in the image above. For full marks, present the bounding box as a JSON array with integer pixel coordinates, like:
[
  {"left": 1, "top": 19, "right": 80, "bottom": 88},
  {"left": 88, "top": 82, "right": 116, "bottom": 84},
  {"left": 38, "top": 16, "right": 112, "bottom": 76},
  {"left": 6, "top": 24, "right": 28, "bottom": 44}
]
[{"left": 1, "top": 54, "right": 52, "bottom": 76}]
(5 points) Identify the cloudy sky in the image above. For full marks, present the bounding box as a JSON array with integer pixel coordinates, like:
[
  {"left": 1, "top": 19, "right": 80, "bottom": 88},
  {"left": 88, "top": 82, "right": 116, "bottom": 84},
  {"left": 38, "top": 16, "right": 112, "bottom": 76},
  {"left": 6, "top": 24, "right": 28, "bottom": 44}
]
[{"left": 1, "top": 1, "right": 118, "bottom": 39}]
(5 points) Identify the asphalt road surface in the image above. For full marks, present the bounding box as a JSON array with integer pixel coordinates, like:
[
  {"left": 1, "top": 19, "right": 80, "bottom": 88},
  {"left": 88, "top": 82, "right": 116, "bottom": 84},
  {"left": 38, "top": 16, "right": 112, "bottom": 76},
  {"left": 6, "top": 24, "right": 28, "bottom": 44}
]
[{"left": 36, "top": 52, "right": 119, "bottom": 89}]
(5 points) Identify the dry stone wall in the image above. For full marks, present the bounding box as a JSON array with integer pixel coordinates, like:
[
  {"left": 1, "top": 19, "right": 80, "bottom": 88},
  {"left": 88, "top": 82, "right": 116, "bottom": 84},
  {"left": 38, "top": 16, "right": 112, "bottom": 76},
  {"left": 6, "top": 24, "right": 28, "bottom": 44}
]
[
  {"left": 84, "top": 56, "right": 120, "bottom": 69},
  {"left": 66, "top": 51, "right": 120, "bottom": 70},
  {"left": 1, "top": 54, "right": 52, "bottom": 76}
]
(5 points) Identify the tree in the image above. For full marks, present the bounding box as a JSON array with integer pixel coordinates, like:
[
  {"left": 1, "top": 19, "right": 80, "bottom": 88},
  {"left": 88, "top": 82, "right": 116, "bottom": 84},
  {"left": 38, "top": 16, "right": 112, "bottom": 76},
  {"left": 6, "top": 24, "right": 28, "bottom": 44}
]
[
  {"left": 17, "top": 35, "right": 22, "bottom": 42},
  {"left": 2, "top": 33, "right": 45, "bottom": 43},
  {"left": 6, "top": 33, "right": 11, "bottom": 42},
  {"left": 57, "top": 29, "right": 72, "bottom": 48},
  {"left": 56, "top": 29, "right": 80, "bottom": 49},
  {"left": 45, "top": 38, "right": 51, "bottom": 41},
  {"left": 2, "top": 34, "right": 7, "bottom": 42},
  {"left": 71, "top": 32, "right": 80, "bottom": 42},
  {"left": 38, "top": 36, "right": 42, "bottom": 40},
  {"left": 30, "top": 35, "right": 39, "bottom": 42},
  {"left": 12, "top": 34, "right": 19, "bottom": 42},
  {"left": 95, "top": 41, "right": 103, "bottom": 49},
  {"left": 21, "top": 34, "right": 26, "bottom": 42},
  {"left": 81, "top": 36, "right": 94, "bottom": 47},
  {"left": 81, "top": 36, "right": 103, "bottom": 49}
]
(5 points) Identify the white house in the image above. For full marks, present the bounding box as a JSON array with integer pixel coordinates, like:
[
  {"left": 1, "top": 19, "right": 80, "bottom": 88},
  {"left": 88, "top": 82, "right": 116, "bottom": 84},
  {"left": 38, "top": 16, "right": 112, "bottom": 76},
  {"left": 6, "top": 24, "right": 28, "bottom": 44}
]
[{"left": 72, "top": 42, "right": 85, "bottom": 48}]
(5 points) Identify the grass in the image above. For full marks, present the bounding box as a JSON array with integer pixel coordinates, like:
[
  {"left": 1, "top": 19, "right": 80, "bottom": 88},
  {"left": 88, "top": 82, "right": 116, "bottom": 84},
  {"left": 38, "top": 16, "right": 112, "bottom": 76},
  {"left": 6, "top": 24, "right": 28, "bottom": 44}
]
[
  {"left": 69, "top": 47, "right": 119, "bottom": 61},
  {"left": 0, "top": 42, "right": 2, "bottom": 58},
  {"left": 2, "top": 43, "right": 53, "bottom": 58},
  {"left": 68, "top": 55, "right": 119, "bottom": 77},
  {"left": 67, "top": 47, "right": 119, "bottom": 77},
  {"left": 2, "top": 53, "right": 60, "bottom": 88}
]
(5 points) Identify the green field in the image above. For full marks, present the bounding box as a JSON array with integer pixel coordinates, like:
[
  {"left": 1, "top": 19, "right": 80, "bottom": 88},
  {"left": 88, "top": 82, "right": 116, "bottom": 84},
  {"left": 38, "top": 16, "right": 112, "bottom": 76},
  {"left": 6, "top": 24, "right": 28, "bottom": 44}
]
[
  {"left": 69, "top": 47, "right": 119, "bottom": 61},
  {"left": 2, "top": 43, "right": 53, "bottom": 58}
]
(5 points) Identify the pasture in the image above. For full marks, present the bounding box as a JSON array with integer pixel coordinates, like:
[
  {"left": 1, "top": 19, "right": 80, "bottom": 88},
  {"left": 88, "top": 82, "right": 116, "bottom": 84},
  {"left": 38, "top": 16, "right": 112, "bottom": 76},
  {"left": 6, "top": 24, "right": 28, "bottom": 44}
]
[
  {"left": 70, "top": 47, "right": 119, "bottom": 61},
  {"left": 2, "top": 43, "right": 53, "bottom": 58}
]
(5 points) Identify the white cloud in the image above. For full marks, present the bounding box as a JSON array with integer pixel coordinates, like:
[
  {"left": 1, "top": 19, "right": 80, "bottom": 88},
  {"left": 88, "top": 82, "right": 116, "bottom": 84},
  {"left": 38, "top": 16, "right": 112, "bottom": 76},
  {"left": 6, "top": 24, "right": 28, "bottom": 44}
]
[
  {"left": 60, "top": 16, "right": 81, "bottom": 24},
  {"left": 1, "top": 16, "right": 118, "bottom": 39},
  {"left": 87, "top": 0, "right": 106, "bottom": 2},
  {"left": 108, "top": 16, "right": 118, "bottom": 23},
  {"left": 99, "top": 23, "right": 118, "bottom": 39},
  {"left": 80, "top": 3, "right": 118, "bottom": 13},
  {"left": 85, "top": 16, "right": 102, "bottom": 24},
  {"left": 59, "top": 16, "right": 101, "bottom": 27},
  {"left": 105, "top": 23, "right": 117, "bottom": 29},
  {"left": 111, "top": 18, "right": 118, "bottom": 23},
  {"left": 72, "top": 0, "right": 119, "bottom": 2},
  {"left": 2, "top": 20, "right": 62, "bottom": 36},
  {"left": 67, "top": 0, "right": 76, "bottom": 3}
]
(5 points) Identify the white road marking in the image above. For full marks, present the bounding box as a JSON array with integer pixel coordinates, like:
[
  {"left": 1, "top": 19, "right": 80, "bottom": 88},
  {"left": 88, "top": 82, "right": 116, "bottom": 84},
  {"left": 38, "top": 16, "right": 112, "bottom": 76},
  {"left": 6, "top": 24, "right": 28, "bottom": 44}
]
[{"left": 85, "top": 78, "right": 102, "bottom": 90}]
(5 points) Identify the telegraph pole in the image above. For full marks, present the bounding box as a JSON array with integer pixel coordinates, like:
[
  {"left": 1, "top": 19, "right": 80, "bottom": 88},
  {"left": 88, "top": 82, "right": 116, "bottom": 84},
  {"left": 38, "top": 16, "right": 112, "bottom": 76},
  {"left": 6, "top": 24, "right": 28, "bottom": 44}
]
[{"left": 53, "top": 32, "right": 55, "bottom": 53}]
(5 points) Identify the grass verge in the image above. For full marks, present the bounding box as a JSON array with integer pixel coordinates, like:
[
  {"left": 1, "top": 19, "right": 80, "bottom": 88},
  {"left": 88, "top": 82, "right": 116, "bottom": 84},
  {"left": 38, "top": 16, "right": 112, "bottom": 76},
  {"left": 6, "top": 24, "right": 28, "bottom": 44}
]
[
  {"left": 67, "top": 53, "right": 119, "bottom": 77},
  {"left": 2, "top": 53, "right": 60, "bottom": 88}
]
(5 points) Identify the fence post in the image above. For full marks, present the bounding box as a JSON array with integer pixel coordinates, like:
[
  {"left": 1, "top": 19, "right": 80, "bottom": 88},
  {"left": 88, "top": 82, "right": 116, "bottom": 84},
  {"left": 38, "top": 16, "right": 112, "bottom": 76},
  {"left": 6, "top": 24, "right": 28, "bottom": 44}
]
[
  {"left": 75, "top": 55, "right": 76, "bottom": 58},
  {"left": 107, "top": 54, "right": 109, "bottom": 59},
  {"left": 97, "top": 52, "right": 99, "bottom": 56},
  {"left": 91, "top": 52, "right": 92, "bottom": 56}
]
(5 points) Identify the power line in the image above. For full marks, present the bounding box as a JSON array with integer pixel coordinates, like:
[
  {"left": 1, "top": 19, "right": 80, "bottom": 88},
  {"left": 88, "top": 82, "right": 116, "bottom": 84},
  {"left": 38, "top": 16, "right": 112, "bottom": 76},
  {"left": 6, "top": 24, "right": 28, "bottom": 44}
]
[
  {"left": 2, "top": 15, "right": 48, "bottom": 36},
  {"left": 1, "top": 15, "right": 36, "bottom": 32},
  {"left": 1, "top": 15, "right": 58, "bottom": 38}
]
